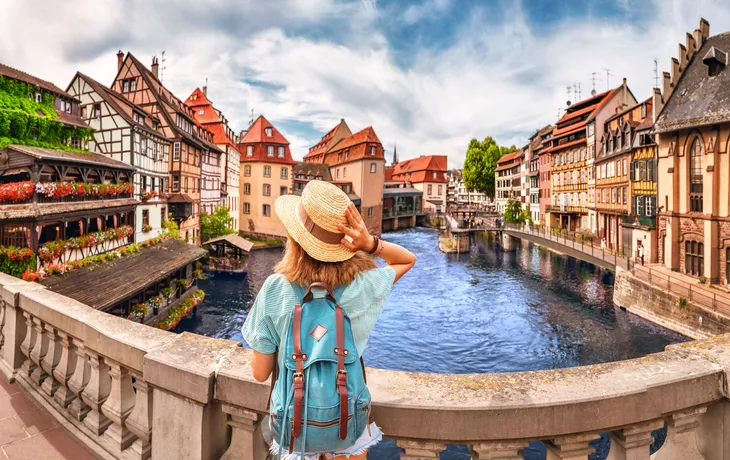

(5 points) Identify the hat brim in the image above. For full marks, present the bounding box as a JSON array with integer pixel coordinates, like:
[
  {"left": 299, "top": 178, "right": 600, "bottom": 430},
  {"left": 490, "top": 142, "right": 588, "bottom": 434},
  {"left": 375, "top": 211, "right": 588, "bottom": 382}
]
[{"left": 275, "top": 194, "right": 356, "bottom": 263}]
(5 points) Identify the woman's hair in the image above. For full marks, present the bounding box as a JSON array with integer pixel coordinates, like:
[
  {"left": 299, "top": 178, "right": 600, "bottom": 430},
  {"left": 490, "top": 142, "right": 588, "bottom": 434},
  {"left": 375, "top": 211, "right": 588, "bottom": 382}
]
[{"left": 275, "top": 236, "right": 376, "bottom": 287}]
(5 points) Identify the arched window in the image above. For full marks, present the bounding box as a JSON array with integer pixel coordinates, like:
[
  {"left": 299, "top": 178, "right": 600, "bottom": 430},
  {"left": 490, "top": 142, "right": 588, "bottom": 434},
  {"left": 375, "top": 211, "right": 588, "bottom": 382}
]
[{"left": 690, "top": 137, "right": 704, "bottom": 212}]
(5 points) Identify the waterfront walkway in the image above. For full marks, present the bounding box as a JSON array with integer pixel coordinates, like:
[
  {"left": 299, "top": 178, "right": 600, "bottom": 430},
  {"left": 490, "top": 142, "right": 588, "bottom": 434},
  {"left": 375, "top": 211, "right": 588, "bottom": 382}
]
[{"left": 0, "top": 377, "right": 96, "bottom": 460}]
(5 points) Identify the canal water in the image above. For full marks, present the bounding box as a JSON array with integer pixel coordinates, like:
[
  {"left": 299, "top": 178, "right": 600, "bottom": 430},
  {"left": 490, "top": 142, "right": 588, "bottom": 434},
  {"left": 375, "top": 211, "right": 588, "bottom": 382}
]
[{"left": 177, "top": 227, "right": 687, "bottom": 459}]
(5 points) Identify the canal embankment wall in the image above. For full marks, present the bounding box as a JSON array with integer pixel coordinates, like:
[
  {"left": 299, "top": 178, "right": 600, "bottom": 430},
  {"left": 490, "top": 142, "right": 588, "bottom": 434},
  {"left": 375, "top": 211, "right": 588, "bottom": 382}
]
[{"left": 613, "top": 267, "right": 730, "bottom": 339}]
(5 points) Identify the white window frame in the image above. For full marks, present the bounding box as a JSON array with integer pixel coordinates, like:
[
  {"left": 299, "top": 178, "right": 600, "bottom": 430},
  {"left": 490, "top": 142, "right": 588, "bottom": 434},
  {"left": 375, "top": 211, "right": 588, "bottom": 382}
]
[
  {"left": 173, "top": 142, "right": 181, "bottom": 161},
  {"left": 370, "top": 163, "right": 376, "bottom": 173},
  {"left": 280, "top": 167, "right": 288, "bottom": 179},
  {"left": 278, "top": 146, "right": 285, "bottom": 158},
  {"left": 244, "top": 202, "right": 250, "bottom": 214},
  {"left": 264, "top": 166, "right": 271, "bottom": 177},
  {"left": 247, "top": 145, "right": 253, "bottom": 157},
  {"left": 265, "top": 127, "right": 273, "bottom": 137},
  {"left": 268, "top": 146, "right": 274, "bottom": 157},
  {"left": 370, "top": 146, "right": 376, "bottom": 156}
]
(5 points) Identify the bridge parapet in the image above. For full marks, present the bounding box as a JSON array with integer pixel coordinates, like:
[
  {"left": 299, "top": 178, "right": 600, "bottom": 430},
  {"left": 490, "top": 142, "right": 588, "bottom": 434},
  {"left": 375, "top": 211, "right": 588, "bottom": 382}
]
[{"left": 1, "top": 273, "right": 729, "bottom": 459}]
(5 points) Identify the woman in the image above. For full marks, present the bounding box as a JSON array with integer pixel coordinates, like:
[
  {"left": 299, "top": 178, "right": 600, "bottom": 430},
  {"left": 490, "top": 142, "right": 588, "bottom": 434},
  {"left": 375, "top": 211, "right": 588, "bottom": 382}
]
[{"left": 242, "top": 180, "right": 417, "bottom": 460}]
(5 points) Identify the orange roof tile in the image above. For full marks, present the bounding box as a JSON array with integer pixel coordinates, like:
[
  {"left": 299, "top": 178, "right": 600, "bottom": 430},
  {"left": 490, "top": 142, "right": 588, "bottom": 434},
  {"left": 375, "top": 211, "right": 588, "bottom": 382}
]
[
  {"left": 497, "top": 151, "right": 520, "bottom": 164},
  {"left": 240, "top": 115, "right": 290, "bottom": 145},
  {"left": 238, "top": 115, "right": 295, "bottom": 164},
  {"left": 330, "top": 126, "right": 381, "bottom": 151},
  {"left": 551, "top": 138, "right": 586, "bottom": 153}
]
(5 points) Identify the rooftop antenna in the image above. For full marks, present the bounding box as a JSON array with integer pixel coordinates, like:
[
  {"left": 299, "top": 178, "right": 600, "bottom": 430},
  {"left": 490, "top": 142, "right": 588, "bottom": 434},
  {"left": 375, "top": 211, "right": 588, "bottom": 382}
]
[
  {"left": 159, "top": 50, "right": 167, "bottom": 82},
  {"left": 603, "top": 68, "right": 613, "bottom": 91},
  {"left": 566, "top": 86, "right": 573, "bottom": 106},
  {"left": 591, "top": 72, "right": 598, "bottom": 96},
  {"left": 249, "top": 108, "right": 254, "bottom": 127},
  {"left": 653, "top": 59, "right": 659, "bottom": 89},
  {"left": 577, "top": 82, "right": 582, "bottom": 100}
]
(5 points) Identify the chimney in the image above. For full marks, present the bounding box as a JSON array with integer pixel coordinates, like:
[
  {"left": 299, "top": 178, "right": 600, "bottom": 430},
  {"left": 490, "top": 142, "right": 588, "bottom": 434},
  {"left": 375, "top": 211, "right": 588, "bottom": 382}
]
[
  {"left": 662, "top": 71, "right": 672, "bottom": 98},
  {"left": 202, "top": 85, "right": 207, "bottom": 96},
  {"left": 678, "top": 43, "right": 687, "bottom": 72},
  {"left": 652, "top": 87, "right": 664, "bottom": 122},
  {"left": 686, "top": 32, "right": 697, "bottom": 61},
  {"left": 151, "top": 57, "right": 159, "bottom": 79},
  {"left": 700, "top": 18, "right": 710, "bottom": 43},
  {"left": 116, "top": 50, "right": 124, "bottom": 72},
  {"left": 671, "top": 57, "right": 680, "bottom": 86}
]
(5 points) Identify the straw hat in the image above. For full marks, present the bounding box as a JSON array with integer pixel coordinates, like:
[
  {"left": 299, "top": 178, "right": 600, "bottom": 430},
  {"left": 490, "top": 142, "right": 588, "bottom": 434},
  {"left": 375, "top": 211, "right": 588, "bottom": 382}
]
[{"left": 276, "top": 180, "right": 355, "bottom": 262}]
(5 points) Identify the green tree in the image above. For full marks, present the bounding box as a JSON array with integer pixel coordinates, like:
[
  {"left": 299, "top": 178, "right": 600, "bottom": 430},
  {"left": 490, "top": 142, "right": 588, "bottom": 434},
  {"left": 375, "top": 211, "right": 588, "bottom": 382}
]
[
  {"left": 200, "top": 206, "right": 235, "bottom": 241},
  {"left": 462, "top": 137, "right": 517, "bottom": 200},
  {"left": 162, "top": 213, "right": 181, "bottom": 239},
  {"left": 503, "top": 198, "right": 527, "bottom": 224}
]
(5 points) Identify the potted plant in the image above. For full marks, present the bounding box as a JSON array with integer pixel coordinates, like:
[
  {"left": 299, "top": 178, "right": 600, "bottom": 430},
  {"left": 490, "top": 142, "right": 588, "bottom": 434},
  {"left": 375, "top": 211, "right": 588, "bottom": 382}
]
[{"left": 129, "top": 303, "right": 148, "bottom": 322}]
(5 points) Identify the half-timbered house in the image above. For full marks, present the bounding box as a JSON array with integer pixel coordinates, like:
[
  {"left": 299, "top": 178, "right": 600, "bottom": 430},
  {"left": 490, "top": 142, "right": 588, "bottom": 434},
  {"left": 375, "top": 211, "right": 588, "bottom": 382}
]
[
  {"left": 67, "top": 72, "right": 171, "bottom": 243},
  {"left": 185, "top": 87, "right": 240, "bottom": 229},
  {"left": 112, "top": 51, "right": 221, "bottom": 245}
]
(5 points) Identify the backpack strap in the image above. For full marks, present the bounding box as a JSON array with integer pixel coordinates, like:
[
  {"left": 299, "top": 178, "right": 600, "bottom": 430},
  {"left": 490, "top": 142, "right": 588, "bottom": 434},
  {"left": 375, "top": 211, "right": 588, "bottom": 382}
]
[
  {"left": 290, "top": 302, "right": 306, "bottom": 450},
  {"left": 334, "top": 303, "right": 349, "bottom": 440}
]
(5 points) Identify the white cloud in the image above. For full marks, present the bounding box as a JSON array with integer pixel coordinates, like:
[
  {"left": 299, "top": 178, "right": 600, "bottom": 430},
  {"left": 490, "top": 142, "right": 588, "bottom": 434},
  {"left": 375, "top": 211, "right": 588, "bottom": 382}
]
[{"left": 2, "top": 0, "right": 730, "bottom": 167}]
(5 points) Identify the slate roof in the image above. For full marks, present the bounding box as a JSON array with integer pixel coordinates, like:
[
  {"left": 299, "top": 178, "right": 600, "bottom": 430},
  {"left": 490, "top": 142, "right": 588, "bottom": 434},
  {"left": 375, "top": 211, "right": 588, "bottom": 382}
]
[
  {"left": 41, "top": 238, "right": 206, "bottom": 312},
  {"left": 654, "top": 32, "right": 730, "bottom": 133},
  {"left": 293, "top": 162, "right": 332, "bottom": 181},
  {"left": 5, "top": 144, "right": 135, "bottom": 170}
]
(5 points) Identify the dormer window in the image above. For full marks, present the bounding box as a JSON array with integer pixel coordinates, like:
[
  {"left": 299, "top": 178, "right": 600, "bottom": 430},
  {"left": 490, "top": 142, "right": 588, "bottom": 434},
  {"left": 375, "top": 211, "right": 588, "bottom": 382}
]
[
  {"left": 703, "top": 46, "right": 728, "bottom": 77},
  {"left": 370, "top": 146, "right": 376, "bottom": 156},
  {"left": 198, "top": 109, "right": 204, "bottom": 115},
  {"left": 133, "top": 111, "right": 145, "bottom": 124},
  {"left": 265, "top": 127, "right": 273, "bottom": 137}
]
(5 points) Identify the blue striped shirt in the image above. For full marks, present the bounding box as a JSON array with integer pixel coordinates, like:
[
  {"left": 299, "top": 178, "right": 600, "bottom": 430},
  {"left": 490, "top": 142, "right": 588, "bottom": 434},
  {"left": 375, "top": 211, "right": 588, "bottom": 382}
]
[{"left": 242, "top": 267, "right": 397, "bottom": 356}]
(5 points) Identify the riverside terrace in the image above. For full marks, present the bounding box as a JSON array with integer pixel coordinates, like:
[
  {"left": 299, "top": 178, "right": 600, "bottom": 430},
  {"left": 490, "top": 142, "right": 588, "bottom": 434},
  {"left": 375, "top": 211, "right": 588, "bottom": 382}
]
[{"left": 0, "top": 272, "right": 729, "bottom": 459}]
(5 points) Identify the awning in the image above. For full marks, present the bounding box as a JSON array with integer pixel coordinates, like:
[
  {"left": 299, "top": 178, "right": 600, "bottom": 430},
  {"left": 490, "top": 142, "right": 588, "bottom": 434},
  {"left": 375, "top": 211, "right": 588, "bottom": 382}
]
[
  {"left": 41, "top": 238, "right": 206, "bottom": 312},
  {"left": 168, "top": 193, "right": 194, "bottom": 203},
  {"left": 202, "top": 233, "right": 254, "bottom": 252}
]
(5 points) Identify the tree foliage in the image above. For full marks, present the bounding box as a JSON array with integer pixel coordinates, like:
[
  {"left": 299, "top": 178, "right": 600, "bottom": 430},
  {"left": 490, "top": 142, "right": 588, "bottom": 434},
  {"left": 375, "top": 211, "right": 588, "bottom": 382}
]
[
  {"left": 462, "top": 137, "right": 517, "bottom": 199},
  {"left": 162, "top": 214, "right": 181, "bottom": 240},
  {"left": 503, "top": 198, "right": 531, "bottom": 225},
  {"left": 200, "top": 206, "right": 236, "bottom": 241}
]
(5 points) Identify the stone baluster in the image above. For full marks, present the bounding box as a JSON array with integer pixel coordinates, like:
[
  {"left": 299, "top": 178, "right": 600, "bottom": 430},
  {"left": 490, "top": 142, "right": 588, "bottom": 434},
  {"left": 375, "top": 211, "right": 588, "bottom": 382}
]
[
  {"left": 29, "top": 317, "right": 48, "bottom": 385},
  {"left": 53, "top": 332, "right": 77, "bottom": 408},
  {"left": 101, "top": 359, "right": 136, "bottom": 451},
  {"left": 397, "top": 439, "right": 448, "bottom": 459},
  {"left": 471, "top": 441, "right": 529, "bottom": 459},
  {"left": 652, "top": 407, "right": 707, "bottom": 460},
  {"left": 0, "top": 297, "right": 6, "bottom": 351},
  {"left": 81, "top": 350, "right": 112, "bottom": 435},
  {"left": 126, "top": 374, "right": 152, "bottom": 460},
  {"left": 18, "top": 312, "right": 36, "bottom": 377},
  {"left": 546, "top": 433, "right": 601, "bottom": 460},
  {"left": 219, "top": 405, "right": 265, "bottom": 460},
  {"left": 67, "top": 343, "right": 91, "bottom": 421},
  {"left": 40, "top": 325, "right": 62, "bottom": 396},
  {"left": 606, "top": 420, "right": 664, "bottom": 460}
]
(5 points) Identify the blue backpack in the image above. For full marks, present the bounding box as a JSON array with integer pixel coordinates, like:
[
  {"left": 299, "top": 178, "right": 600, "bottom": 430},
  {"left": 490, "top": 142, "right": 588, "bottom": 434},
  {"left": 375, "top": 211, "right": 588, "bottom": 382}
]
[{"left": 269, "top": 282, "right": 371, "bottom": 458}]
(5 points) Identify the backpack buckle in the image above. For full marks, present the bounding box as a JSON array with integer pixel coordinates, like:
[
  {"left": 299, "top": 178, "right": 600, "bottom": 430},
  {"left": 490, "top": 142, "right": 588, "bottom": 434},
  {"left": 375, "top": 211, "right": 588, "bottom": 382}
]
[{"left": 292, "top": 372, "right": 304, "bottom": 382}]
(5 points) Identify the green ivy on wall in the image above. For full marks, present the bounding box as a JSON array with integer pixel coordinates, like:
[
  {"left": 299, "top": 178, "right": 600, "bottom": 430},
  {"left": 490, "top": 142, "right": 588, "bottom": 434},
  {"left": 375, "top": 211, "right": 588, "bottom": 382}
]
[{"left": 0, "top": 76, "right": 94, "bottom": 152}]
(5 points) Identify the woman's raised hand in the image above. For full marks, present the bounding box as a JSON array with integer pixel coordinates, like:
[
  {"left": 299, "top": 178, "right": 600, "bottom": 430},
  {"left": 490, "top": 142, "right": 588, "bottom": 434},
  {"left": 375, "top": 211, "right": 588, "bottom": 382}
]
[{"left": 338, "top": 203, "right": 375, "bottom": 253}]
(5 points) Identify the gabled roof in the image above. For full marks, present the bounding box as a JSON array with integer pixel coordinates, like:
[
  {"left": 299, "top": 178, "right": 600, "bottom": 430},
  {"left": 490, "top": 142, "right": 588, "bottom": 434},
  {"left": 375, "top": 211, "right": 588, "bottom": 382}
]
[
  {"left": 121, "top": 53, "right": 221, "bottom": 153},
  {"left": 654, "top": 31, "right": 730, "bottom": 133},
  {"left": 0, "top": 62, "right": 76, "bottom": 100},
  {"left": 330, "top": 126, "right": 381, "bottom": 152},
  {"left": 391, "top": 155, "right": 448, "bottom": 174},
  {"left": 305, "top": 119, "right": 352, "bottom": 159},
  {"left": 239, "top": 115, "right": 290, "bottom": 145},
  {"left": 497, "top": 151, "right": 520, "bottom": 164},
  {"left": 71, "top": 72, "right": 165, "bottom": 139},
  {"left": 184, "top": 88, "right": 221, "bottom": 124}
]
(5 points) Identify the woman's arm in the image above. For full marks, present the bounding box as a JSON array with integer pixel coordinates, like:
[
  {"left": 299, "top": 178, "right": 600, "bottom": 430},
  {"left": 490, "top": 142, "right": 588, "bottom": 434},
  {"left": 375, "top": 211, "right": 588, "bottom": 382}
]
[
  {"left": 251, "top": 350, "right": 275, "bottom": 382},
  {"left": 339, "top": 203, "right": 416, "bottom": 283}
]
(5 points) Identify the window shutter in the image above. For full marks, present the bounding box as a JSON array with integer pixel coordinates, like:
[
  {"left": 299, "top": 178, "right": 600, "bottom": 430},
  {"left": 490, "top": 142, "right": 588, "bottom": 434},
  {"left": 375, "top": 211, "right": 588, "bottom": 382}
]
[{"left": 629, "top": 162, "right": 635, "bottom": 181}]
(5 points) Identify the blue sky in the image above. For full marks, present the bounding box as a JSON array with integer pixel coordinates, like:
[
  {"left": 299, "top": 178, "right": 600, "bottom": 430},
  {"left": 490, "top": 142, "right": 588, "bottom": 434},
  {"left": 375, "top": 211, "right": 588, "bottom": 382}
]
[{"left": 2, "top": 0, "right": 730, "bottom": 166}]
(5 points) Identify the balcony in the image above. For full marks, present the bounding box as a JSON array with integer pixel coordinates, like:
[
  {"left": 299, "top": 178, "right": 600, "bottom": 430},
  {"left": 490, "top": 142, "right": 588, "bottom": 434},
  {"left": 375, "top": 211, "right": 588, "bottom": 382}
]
[
  {"left": 0, "top": 181, "right": 134, "bottom": 206},
  {"left": 0, "top": 272, "right": 728, "bottom": 460}
]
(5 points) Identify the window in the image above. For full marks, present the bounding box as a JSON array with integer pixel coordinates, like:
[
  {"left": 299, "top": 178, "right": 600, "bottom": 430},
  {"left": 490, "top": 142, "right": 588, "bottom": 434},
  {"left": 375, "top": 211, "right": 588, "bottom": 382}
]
[
  {"left": 343, "top": 167, "right": 347, "bottom": 177},
  {"left": 278, "top": 146, "right": 285, "bottom": 158},
  {"left": 122, "top": 78, "right": 136, "bottom": 93},
  {"left": 367, "top": 207, "right": 373, "bottom": 217},
  {"left": 646, "top": 196, "right": 655, "bottom": 216},
  {"left": 263, "top": 204, "right": 271, "bottom": 216},
  {"left": 336, "top": 169, "right": 340, "bottom": 179},
  {"left": 428, "top": 184, "right": 433, "bottom": 195},
  {"left": 623, "top": 159, "right": 627, "bottom": 176},
  {"left": 247, "top": 146, "right": 253, "bottom": 157},
  {"left": 133, "top": 111, "right": 144, "bottom": 124},
  {"left": 280, "top": 186, "right": 287, "bottom": 196},
  {"left": 93, "top": 103, "right": 101, "bottom": 119},
  {"left": 265, "top": 127, "right": 273, "bottom": 137},
  {"left": 689, "top": 137, "right": 704, "bottom": 212},
  {"left": 142, "top": 209, "right": 150, "bottom": 227},
  {"left": 172, "top": 176, "right": 180, "bottom": 192},
  {"left": 173, "top": 142, "right": 181, "bottom": 161},
  {"left": 244, "top": 202, "right": 251, "bottom": 214},
  {"left": 370, "top": 163, "right": 376, "bottom": 173},
  {"left": 263, "top": 184, "right": 271, "bottom": 196},
  {"left": 370, "top": 146, "right": 376, "bottom": 156},
  {"left": 243, "top": 183, "right": 251, "bottom": 195},
  {"left": 641, "top": 103, "right": 647, "bottom": 119},
  {"left": 438, "top": 185, "right": 443, "bottom": 195},
  {"left": 244, "top": 165, "right": 251, "bottom": 177},
  {"left": 35, "top": 93, "right": 42, "bottom": 103},
  {"left": 267, "top": 146, "right": 274, "bottom": 157},
  {"left": 198, "top": 109, "right": 205, "bottom": 115},
  {"left": 280, "top": 167, "right": 288, "bottom": 179},
  {"left": 264, "top": 166, "right": 271, "bottom": 177},
  {"left": 184, "top": 177, "right": 189, "bottom": 192},
  {"left": 685, "top": 241, "right": 704, "bottom": 277}
]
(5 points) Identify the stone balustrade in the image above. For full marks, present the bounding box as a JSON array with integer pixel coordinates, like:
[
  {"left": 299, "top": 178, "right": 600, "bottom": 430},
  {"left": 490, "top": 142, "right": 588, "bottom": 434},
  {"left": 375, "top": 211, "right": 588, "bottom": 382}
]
[{"left": 1, "top": 272, "right": 729, "bottom": 460}]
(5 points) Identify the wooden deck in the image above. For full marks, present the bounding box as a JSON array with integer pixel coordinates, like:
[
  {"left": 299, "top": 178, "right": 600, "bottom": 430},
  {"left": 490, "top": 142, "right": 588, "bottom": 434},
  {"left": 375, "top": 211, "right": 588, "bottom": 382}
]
[{"left": 40, "top": 239, "right": 206, "bottom": 311}]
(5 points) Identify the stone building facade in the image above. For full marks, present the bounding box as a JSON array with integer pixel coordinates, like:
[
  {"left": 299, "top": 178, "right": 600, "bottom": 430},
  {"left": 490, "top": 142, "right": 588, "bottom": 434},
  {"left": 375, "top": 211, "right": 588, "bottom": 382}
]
[{"left": 654, "top": 19, "right": 730, "bottom": 284}]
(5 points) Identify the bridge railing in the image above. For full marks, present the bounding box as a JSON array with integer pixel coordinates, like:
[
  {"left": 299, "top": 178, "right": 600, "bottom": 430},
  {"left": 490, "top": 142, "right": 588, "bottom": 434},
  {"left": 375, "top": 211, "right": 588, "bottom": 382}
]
[
  {"left": 1, "top": 273, "right": 730, "bottom": 459},
  {"left": 502, "top": 223, "right": 633, "bottom": 270}
]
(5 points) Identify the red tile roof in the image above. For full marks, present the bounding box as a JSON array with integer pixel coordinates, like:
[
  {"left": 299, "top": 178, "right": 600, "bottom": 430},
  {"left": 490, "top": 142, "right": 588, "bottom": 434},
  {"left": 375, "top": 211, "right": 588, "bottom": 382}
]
[
  {"left": 238, "top": 115, "right": 295, "bottom": 164},
  {"left": 390, "top": 155, "right": 448, "bottom": 183},
  {"left": 184, "top": 88, "right": 238, "bottom": 149},
  {"left": 239, "top": 115, "right": 290, "bottom": 145},
  {"left": 331, "top": 126, "right": 380, "bottom": 151},
  {"left": 305, "top": 120, "right": 351, "bottom": 160},
  {"left": 497, "top": 151, "right": 520, "bottom": 164},
  {"left": 551, "top": 138, "right": 586, "bottom": 153}
]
